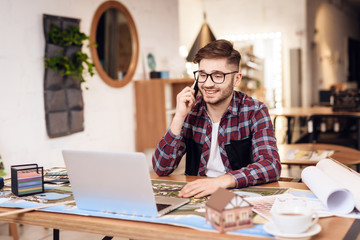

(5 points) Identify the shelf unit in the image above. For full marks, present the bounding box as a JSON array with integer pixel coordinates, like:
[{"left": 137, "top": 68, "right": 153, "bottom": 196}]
[
  {"left": 134, "top": 78, "right": 194, "bottom": 152},
  {"left": 239, "top": 53, "right": 264, "bottom": 98}
]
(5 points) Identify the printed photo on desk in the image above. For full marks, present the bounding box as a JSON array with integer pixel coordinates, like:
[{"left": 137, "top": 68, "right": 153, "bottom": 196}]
[{"left": 285, "top": 150, "right": 335, "bottom": 161}]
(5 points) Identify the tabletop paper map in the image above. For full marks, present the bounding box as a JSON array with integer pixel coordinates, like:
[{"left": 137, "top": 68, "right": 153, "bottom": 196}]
[{"left": 0, "top": 178, "right": 294, "bottom": 238}]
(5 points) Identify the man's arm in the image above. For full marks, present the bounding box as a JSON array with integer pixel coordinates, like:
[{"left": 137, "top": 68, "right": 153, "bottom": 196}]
[
  {"left": 178, "top": 137, "right": 280, "bottom": 198},
  {"left": 152, "top": 86, "right": 196, "bottom": 176},
  {"left": 227, "top": 150, "right": 281, "bottom": 188},
  {"left": 177, "top": 104, "right": 281, "bottom": 198},
  {"left": 152, "top": 130, "right": 185, "bottom": 176},
  {"left": 170, "top": 86, "right": 196, "bottom": 135},
  {"left": 228, "top": 106, "right": 281, "bottom": 188}
]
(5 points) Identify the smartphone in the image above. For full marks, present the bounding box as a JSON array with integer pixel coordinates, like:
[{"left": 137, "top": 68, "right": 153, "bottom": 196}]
[{"left": 193, "top": 80, "right": 199, "bottom": 98}]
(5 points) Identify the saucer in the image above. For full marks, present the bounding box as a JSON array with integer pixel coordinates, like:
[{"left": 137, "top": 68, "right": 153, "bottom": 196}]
[{"left": 264, "top": 222, "right": 321, "bottom": 240}]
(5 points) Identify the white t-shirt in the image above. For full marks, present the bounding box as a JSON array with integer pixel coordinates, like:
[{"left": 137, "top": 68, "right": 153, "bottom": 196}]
[{"left": 206, "top": 122, "right": 226, "bottom": 177}]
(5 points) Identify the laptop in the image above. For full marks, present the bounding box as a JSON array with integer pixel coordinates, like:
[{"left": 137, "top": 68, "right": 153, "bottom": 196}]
[{"left": 62, "top": 150, "right": 189, "bottom": 217}]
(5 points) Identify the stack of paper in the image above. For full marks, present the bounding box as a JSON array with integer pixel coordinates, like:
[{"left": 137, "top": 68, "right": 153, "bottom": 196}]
[{"left": 17, "top": 171, "right": 43, "bottom": 195}]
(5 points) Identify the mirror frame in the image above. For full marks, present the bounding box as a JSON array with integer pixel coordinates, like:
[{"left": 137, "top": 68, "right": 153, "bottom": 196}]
[{"left": 90, "top": 1, "right": 139, "bottom": 88}]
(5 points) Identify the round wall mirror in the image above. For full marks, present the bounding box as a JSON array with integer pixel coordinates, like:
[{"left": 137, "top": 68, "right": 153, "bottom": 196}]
[{"left": 90, "top": 1, "right": 139, "bottom": 88}]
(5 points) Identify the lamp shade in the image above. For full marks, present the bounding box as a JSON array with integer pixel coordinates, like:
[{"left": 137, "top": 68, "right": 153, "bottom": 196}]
[{"left": 186, "top": 22, "right": 216, "bottom": 62}]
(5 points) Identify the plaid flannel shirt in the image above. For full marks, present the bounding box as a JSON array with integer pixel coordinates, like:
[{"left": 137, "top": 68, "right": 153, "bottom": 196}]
[{"left": 152, "top": 91, "right": 281, "bottom": 188}]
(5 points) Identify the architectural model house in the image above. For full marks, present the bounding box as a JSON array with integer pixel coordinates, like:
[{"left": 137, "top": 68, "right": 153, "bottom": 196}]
[{"left": 205, "top": 188, "right": 253, "bottom": 233}]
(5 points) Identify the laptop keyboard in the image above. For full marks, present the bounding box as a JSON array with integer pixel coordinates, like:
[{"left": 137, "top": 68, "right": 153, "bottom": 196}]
[{"left": 156, "top": 203, "right": 171, "bottom": 212}]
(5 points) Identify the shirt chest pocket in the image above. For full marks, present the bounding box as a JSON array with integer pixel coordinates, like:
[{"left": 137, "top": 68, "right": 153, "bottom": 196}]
[{"left": 224, "top": 137, "right": 253, "bottom": 170}]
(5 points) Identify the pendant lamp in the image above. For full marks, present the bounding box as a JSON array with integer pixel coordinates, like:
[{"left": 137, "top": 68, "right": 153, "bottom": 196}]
[{"left": 186, "top": 13, "right": 216, "bottom": 62}]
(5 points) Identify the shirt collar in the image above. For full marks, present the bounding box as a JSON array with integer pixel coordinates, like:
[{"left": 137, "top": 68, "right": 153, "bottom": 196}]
[{"left": 227, "top": 91, "right": 243, "bottom": 116}]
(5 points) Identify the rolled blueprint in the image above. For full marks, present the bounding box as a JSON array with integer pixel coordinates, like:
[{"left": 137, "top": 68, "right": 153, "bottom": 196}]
[
  {"left": 316, "top": 158, "right": 360, "bottom": 212},
  {"left": 301, "top": 165, "right": 355, "bottom": 214}
]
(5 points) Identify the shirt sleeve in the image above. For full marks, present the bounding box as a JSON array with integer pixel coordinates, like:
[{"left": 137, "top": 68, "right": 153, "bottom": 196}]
[
  {"left": 227, "top": 105, "right": 281, "bottom": 188},
  {"left": 152, "top": 129, "right": 186, "bottom": 176}
]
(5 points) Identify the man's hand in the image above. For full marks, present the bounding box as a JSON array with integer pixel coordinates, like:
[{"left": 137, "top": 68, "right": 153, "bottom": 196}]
[
  {"left": 178, "top": 174, "right": 236, "bottom": 198},
  {"left": 170, "top": 86, "right": 196, "bottom": 135}
]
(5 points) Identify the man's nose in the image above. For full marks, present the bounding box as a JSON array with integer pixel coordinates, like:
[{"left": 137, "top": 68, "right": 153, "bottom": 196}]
[{"left": 203, "top": 76, "right": 215, "bottom": 87}]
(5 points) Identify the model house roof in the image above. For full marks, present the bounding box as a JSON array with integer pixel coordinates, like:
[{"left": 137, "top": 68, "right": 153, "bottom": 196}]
[{"left": 206, "top": 188, "right": 252, "bottom": 212}]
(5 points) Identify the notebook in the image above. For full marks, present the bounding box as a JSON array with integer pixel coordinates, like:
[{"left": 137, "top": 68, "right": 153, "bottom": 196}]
[{"left": 62, "top": 150, "right": 189, "bottom": 217}]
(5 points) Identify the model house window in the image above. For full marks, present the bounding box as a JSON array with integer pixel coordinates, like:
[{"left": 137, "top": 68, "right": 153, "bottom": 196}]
[{"left": 227, "top": 214, "right": 233, "bottom": 223}]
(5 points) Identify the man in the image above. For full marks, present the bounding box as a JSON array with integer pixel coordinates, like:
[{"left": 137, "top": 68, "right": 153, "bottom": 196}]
[{"left": 152, "top": 39, "right": 281, "bottom": 198}]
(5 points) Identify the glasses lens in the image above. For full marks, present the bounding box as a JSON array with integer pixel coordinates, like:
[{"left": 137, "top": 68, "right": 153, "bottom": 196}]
[
  {"left": 194, "top": 71, "right": 199, "bottom": 80},
  {"left": 195, "top": 71, "right": 208, "bottom": 82},
  {"left": 211, "top": 72, "right": 225, "bottom": 83}
]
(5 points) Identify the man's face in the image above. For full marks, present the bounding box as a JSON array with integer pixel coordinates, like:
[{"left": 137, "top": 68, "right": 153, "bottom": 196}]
[{"left": 197, "top": 58, "right": 241, "bottom": 106}]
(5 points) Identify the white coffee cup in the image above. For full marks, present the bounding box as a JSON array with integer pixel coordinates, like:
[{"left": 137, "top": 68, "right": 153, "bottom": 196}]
[{"left": 271, "top": 197, "right": 318, "bottom": 234}]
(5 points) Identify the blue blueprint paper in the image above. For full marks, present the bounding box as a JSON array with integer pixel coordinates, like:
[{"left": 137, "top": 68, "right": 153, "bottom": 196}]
[{"left": 0, "top": 196, "right": 273, "bottom": 238}]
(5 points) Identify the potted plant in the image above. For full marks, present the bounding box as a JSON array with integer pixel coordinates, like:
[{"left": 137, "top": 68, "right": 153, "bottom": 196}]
[{"left": 44, "top": 25, "right": 95, "bottom": 84}]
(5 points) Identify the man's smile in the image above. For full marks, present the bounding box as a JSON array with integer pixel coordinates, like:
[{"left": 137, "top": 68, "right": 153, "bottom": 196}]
[{"left": 203, "top": 88, "right": 218, "bottom": 96}]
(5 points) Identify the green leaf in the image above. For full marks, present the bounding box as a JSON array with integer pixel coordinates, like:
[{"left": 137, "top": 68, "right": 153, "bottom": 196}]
[{"left": 45, "top": 25, "right": 96, "bottom": 84}]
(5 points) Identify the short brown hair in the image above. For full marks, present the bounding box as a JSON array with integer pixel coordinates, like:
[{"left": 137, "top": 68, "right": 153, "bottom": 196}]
[{"left": 193, "top": 39, "right": 241, "bottom": 70}]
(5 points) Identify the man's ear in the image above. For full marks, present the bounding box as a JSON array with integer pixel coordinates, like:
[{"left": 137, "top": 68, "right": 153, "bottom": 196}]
[{"left": 233, "top": 72, "right": 242, "bottom": 88}]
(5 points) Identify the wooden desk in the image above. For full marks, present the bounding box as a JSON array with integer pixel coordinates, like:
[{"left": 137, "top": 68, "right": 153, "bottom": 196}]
[
  {"left": 269, "top": 107, "right": 360, "bottom": 149},
  {"left": 0, "top": 174, "right": 356, "bottom": 240},
  {"left": 269, "top": 106, "right": 360, "bottom": 118},
  {"left": 278, "top": 143, "right": 360, "bottom": 167}
]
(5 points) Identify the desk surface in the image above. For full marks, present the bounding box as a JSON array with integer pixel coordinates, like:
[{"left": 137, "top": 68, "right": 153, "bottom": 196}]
[
  {"left": 269, "top": 106, "right": 360, "bottom": 117},
  {"left": 278, "top": 143, "right": 360, "bottom": 166},
  {"left": 0, "top": 174, "right": 356, "bottom": 240}
]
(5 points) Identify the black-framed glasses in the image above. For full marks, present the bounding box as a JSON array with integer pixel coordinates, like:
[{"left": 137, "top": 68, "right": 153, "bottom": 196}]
[{"left": 193, "top": 70, "right": 238, "bottom": 84}]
